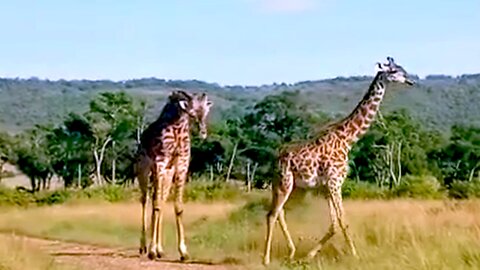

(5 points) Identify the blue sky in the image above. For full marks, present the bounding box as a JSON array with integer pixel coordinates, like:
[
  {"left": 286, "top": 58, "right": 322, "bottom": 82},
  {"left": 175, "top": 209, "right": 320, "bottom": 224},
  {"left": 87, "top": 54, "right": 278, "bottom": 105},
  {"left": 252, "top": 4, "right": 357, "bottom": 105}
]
[{"left": 0, "top": 0, "right": 479, "bottom": 85}]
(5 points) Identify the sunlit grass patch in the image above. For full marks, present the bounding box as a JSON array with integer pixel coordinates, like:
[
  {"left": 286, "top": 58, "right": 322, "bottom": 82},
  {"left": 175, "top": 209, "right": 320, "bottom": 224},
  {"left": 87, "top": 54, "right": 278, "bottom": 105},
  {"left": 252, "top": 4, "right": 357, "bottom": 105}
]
[
  {"left": 0, "top": 234, "right": 77, "bottom": 270},
  {"left": 1, "top": 197, "right": 480, "bottom": 269}
]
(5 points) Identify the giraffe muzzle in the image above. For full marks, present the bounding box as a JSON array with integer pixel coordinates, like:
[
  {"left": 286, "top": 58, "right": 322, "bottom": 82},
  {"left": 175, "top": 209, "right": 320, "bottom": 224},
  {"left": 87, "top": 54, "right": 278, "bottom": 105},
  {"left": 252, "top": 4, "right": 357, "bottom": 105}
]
[
  {"left": 199, "top": 129, "right": 207, "bottom": 139},
  {"left": 405, "top": 79, "right": 415, "bottom": 86}
]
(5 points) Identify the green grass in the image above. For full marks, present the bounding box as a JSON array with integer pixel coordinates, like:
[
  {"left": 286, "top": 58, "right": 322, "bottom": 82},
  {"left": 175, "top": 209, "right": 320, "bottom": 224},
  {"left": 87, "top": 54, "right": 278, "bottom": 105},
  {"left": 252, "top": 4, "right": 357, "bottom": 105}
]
[
  {"left": 1, "top": 195, "right": 480, "bottom": 269},
  {"left": 0, "top": 181, "right": 254, "bottom": 207}
]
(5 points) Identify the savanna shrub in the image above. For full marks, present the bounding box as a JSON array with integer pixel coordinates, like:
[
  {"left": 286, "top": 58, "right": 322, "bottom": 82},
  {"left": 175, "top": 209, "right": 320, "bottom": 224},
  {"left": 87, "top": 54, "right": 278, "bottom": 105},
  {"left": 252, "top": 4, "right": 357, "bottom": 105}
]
[
  {"left": 448, "top": 180, "right": 480, "bottom": 199},
  {"left": 0, "top": 186, "right": 35, "bottom": 206},
  {"left": 342, "top": 180, "right": 388, "bottom": 199},
  {"left": 394, "top": 175, "right": 444, "bottom": 199},
  {"left": 184, "top": 181, "right": 243, "bottom": 202},
  {"left": 78, "top": 185, "right": 136, "bottom": 202},
  {"left": 35, "top": 190, "right": 71, "bottom": 205}
]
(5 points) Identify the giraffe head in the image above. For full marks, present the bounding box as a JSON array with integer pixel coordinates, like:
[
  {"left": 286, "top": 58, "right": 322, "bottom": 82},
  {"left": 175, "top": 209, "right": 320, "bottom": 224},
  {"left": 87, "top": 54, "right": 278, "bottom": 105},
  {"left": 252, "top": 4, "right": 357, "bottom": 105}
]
[
  {"left": 170, "top": 90, "right": 213, "bottom": 139},
  {"left": 375, "top": 57, "right": 415, "bottom": 86}
]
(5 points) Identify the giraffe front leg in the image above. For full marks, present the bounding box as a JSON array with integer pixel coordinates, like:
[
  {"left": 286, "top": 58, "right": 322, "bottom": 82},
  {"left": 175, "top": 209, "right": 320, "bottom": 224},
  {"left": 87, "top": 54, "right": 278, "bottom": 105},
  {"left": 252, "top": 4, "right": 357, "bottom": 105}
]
[
  {"left": 148, "top": 162, "right": 168, "bottom": 260},
  {"left": 154, "top": 200, "right": 166, "bottom": 259},
  {"left": 154, "top": 167, "right": 174, "bottom": 258},
  {"left": 173, "top": 163, "right": 189, "bottom": 261},
  {"left": 148, "top": 176, "right": 160, "bottom": 260},
  {"left": 331, "top": 189, "right": 357, "bottom": 257}
]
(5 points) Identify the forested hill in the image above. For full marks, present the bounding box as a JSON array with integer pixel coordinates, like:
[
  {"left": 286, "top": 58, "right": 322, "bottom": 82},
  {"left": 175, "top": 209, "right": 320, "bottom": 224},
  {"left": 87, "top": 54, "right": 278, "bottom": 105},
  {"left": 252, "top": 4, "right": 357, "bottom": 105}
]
[{"left": 0, "top": 74, "right": 479, "bottom": 133}]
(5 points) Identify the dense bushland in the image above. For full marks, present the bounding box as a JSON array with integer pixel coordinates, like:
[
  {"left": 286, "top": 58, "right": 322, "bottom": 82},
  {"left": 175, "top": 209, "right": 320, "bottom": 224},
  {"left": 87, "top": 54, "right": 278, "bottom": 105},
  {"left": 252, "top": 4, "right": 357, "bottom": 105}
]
[{"left": 0, "top": 79, "right": 478, "bottom": 199}]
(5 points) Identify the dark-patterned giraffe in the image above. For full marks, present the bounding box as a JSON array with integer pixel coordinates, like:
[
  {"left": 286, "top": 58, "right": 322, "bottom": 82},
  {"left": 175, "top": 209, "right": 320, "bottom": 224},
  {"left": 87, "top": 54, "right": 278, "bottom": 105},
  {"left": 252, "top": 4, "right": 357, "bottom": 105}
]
[
  {"left": 134, "top": 90, "right": 213, "bottom": 261},
  {"left": 263, "top": 57, "right": 415, "bottom": 265}
]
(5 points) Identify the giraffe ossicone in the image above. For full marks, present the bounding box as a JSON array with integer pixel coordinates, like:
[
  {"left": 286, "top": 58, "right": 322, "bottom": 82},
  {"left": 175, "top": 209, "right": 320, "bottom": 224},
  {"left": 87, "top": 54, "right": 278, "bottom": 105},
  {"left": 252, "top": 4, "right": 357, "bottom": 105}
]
[
  {"left": 134, "top": 90, "right": 213, "bottom": 261},
  {"left": 263, "top": 57, "right": 415, "bottom": 265}
]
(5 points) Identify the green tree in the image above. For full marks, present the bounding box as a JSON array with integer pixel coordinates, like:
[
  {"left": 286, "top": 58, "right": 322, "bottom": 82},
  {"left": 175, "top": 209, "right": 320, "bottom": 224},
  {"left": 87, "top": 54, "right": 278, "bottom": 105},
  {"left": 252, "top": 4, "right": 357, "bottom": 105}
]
[
  {"left": 430, "top": 125, "right": 480, "bottom": 185},
  {"left": 350, "top": 110, "right": 442, "bottom": 188},
  {"left": 14, "top": 125, "right": 54, "bottom": 192},
  {"left": 0, "top": 132, "right": 15, "bottom": 182},
  {"left": 223, "top": 91, "right": 326, "bottom": 187},
  {"left": 47, "top": 113, "right": 93, "bottom": 187},
  {"left": 86, "top": 92, "right": 138, "bottom": 185}
]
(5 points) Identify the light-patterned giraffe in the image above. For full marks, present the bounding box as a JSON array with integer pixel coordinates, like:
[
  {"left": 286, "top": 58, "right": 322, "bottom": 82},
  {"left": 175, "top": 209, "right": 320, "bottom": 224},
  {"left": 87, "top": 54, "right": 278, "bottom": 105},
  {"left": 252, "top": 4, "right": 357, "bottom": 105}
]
[
  {"left": 263, "top": 57, "right": 415, "bottom": 265},
  {"left": 134, "top": 90, "right": 213, "bottom": 261}
]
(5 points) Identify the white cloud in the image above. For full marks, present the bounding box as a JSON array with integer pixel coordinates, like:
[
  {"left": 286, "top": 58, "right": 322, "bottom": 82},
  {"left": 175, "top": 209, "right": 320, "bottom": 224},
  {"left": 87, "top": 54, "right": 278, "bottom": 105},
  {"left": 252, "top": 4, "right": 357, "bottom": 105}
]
[{"left": 254, "top": 0, "right": 317, "bottom": 13}]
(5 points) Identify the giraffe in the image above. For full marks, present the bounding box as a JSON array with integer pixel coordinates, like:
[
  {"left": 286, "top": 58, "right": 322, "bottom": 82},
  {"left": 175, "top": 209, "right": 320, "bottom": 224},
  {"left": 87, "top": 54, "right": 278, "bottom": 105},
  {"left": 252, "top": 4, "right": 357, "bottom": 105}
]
[
  {"left": 134, "top": 90, "right": 213, "bottom": 261},
  {"left": 263, "top": 57, "right": 415, "bottom": 265}
]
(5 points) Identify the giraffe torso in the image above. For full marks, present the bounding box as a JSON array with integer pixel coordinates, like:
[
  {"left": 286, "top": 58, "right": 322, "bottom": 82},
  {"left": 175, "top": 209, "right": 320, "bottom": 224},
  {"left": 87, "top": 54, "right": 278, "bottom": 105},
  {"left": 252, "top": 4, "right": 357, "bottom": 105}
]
[
  {"left": 281, "top": 128, "right": 350, "bottom": 189},
  {"left": 136, "top": 103, "right": 192, "bottom": 173}
]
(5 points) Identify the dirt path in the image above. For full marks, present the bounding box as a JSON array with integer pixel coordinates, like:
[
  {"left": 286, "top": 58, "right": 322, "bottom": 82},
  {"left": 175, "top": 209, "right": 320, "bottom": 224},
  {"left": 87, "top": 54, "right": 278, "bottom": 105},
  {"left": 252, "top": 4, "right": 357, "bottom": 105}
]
[{"left": 6, "top": 234, "right": 244, "bottom": 270}]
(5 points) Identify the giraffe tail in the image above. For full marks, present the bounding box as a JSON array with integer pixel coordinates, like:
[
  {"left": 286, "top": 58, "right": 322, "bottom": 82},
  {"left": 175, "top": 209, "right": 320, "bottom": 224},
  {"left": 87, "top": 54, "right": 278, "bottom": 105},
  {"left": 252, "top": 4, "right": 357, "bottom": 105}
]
[{"left": 271, "top": 152, "right": 292, "bottom": 189}]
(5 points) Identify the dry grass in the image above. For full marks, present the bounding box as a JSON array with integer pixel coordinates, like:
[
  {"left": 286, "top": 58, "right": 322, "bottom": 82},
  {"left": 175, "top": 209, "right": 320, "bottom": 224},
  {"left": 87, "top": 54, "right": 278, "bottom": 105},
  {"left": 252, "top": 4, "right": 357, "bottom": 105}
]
[
  {"left": 1, "top": 197, "right": 480, "bottom": 269},
  {"left": 239, "top": 198, "right": 480, "bottom": 269},
  {"left": 0, "top": 234, "right": 76, "bottom": 270},
  {"left": 0, "top": 201, "right": 237, "bottom": 249}
]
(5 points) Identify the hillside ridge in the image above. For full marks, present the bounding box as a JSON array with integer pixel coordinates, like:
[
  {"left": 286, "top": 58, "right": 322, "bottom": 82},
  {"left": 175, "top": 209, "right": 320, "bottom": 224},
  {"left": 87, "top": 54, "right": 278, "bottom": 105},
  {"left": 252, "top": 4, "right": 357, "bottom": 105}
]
[{"left": 0, "top": 74, "right": 479, "bottom": 132}]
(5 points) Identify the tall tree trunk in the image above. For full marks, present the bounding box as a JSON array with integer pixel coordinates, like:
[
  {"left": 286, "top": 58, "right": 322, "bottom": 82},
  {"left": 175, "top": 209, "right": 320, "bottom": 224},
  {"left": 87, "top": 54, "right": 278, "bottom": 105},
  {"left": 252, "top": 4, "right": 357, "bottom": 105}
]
[
  {"left": 93, "top": 136, "right": 112, "bottom": 185},
  {"left": 136, "top": 110, "right": 146, "bottom": 145},
  {"left": 246, "top": 161, "right": 251, "bottom": 192},
  {"left": 226, "top": 142, "right": 238, "bottom": 183},
  {"left": 77, "top": 164, "right": 82, "bottom": 188},
  {"left": 396, "top": 142, "right": 402, "bottom": 185},
  {"left": 468, "top": 162, "right": 480, "bottom": 182},
  {"left": 250, "top": 162, "right": 258, "bottom": 191},
  {"left": 30, "top": 177, "right": 36, "bottom": 192},
  {"left": 47, "top": 175, "right": 52, "bottom": 190},
  {"left": 0, "top": 159, "right": 5, "bottom": 183},
  {"left": 209, "top": 165, "right": 214, "bottom": 181},
  {"left": 30, "top": 177, "right": 37, "bottom": 193},
  {"left": 112, "top": 140, "right": 116, "bottom": 184}
]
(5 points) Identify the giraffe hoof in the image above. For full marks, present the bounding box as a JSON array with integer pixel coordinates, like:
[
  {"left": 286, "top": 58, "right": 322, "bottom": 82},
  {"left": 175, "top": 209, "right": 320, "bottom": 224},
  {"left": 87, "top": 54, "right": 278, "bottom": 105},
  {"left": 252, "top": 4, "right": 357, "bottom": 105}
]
[
  {"left": 156, "top": 251, "right": 166, "bottom": 259},
  {"left": 180, "top": 253, "right": 190, "bottom": 262},
  {"left": 147, "top": 251, "right": 157, "bottom": 260},
  {"left": 139, "top": 246, "right": 147, "bottom": 255},
  {"left": 307, "top": 250, "right": 318, "bottom": 259}
]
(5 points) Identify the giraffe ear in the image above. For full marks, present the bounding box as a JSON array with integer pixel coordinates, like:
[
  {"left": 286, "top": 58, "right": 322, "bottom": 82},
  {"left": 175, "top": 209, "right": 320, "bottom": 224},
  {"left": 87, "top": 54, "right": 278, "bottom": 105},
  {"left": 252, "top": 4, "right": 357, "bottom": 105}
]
[
  {"left": 178, "top": 100, "right": 189, "bottom": 111},
  {"left": 375, "top": 63, "right": 383, "bottom": 73},
  {"left": 387, "top": 57, "right": 395, "bottom": 65}
]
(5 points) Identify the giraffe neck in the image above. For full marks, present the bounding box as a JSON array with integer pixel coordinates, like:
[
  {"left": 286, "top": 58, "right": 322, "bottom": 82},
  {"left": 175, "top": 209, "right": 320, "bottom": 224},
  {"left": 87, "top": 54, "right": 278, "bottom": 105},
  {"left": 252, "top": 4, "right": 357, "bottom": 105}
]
[
  {"left": 140, "top": 102, "right": 191, "bottom": 147},
  {"left": 340, "top": 72, "right": 387, "bottom": 143}
]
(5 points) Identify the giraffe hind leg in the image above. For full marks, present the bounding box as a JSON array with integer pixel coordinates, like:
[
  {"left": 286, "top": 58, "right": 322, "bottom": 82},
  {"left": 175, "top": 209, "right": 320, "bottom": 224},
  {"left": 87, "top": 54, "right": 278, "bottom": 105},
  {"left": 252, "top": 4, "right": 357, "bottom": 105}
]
[
  {"left": 278, "top": 208, "right": 296, "bottom": 259},
  {"left": 263, "top": 173, "right": 294, "bottom": 265},
  {"left": 307, "top": 195, "right": 337, "bottom": 259}
]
